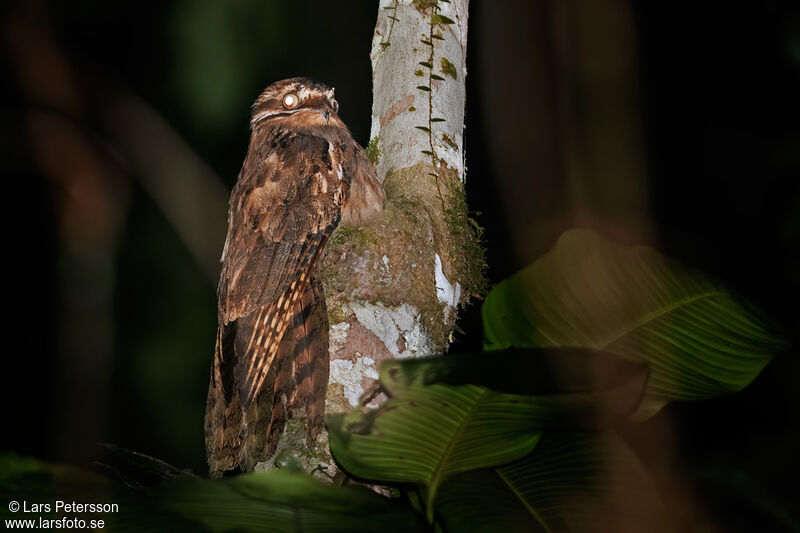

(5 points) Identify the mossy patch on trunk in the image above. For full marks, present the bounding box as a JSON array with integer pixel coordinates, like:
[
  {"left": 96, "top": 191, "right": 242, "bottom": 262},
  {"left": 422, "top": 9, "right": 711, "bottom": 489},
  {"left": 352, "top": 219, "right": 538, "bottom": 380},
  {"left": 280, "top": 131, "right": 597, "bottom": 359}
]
[{"left": 321, "top": 161, "right": 485, "bottom": 353}]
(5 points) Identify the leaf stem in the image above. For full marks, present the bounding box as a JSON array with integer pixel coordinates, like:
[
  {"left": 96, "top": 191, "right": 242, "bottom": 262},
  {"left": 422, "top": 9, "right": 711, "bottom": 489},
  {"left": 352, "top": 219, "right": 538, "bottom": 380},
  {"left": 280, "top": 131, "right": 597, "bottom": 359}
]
[{"left": 422, "top": 2, "right": 447, "bottom": 211}]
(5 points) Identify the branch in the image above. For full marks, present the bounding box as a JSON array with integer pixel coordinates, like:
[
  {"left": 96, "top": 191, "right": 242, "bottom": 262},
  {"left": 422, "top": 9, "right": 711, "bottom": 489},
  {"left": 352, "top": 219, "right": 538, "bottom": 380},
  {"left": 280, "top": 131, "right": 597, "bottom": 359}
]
[{"left": 322, "top": 0, "right": 482, "bottom": 428}]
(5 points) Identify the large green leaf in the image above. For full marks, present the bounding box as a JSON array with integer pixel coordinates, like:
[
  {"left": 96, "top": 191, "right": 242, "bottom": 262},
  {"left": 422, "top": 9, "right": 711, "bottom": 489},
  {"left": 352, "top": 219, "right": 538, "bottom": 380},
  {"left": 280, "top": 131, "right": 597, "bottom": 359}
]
[
  {"left": 436, "top": 431, "right": 665, "bottom": 533},
  {"left": 158, "top": 469, "right": 424, "bottom": 533},
  {"left": 328, "top": 350, "right": 647, "bottom": 520},
  {"left": 483, "top": 228, "right": 789, "bottom": 418}
]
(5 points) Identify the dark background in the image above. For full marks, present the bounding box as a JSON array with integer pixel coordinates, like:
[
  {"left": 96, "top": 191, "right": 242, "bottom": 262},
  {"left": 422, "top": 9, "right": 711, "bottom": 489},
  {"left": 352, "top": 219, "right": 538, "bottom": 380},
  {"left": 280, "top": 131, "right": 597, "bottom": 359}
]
[{"left": 2, "top": 1, "right": 798, "bottom": 530}]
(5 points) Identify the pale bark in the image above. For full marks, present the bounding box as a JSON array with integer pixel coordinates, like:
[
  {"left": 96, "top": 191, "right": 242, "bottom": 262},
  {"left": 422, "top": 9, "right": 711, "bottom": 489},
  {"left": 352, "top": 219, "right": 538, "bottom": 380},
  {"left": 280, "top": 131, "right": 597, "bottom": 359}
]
[{"left": 322, "top": 0, "right": 476, "bottom": 413}]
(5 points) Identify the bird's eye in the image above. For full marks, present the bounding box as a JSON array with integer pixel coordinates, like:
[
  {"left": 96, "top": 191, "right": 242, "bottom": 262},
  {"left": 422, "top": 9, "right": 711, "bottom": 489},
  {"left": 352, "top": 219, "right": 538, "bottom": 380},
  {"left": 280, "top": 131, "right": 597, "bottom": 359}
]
[
  {"left": 331, "top": 99, "right": 339, "bottom": 113},
  {"left": 283, "top": 93, "right": 299, "bottom": 109}
]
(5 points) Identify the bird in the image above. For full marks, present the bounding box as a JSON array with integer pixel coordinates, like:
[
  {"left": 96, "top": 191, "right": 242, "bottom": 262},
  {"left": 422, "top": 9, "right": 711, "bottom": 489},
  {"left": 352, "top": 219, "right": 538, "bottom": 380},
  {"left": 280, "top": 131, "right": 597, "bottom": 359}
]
[{"left": 204, "top": 77, "right": 385, "bottom": 477}]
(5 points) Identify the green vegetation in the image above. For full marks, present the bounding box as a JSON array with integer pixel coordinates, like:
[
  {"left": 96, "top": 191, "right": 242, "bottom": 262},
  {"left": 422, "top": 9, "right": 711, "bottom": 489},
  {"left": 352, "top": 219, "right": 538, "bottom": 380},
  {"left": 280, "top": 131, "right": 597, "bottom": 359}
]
[
  {"left": 365, "top": 136, "right": 381, "bottom": 167},
  {"left": 2, "top": 229, "right": 788, "bottom": 531},
  {"left": 440, "top": 57, "right": 457, "bottom": 80},
  {"left": 443, "top": 171, "right": 487, "bottom": 300}
]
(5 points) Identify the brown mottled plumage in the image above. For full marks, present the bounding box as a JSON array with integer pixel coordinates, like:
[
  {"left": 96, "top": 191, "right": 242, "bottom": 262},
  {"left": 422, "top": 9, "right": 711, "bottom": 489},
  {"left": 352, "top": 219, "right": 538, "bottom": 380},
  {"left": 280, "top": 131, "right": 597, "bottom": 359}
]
[{"left": 205, "top": 77, "right": 384, "bottom": 476}]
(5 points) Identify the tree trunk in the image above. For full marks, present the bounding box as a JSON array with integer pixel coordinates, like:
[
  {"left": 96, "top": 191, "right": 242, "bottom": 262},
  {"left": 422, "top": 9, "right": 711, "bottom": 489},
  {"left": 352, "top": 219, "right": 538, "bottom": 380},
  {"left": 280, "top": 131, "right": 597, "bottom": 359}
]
[{"left": 256, "top": 0, "right": 483, "bottom": 477}]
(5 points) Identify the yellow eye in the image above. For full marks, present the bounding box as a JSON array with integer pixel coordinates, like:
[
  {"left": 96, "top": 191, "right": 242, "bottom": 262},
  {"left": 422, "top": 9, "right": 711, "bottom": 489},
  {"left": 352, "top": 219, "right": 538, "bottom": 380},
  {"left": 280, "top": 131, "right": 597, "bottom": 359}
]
[{"left": 283, "top": 93, "right": 299, "bottom": 109}]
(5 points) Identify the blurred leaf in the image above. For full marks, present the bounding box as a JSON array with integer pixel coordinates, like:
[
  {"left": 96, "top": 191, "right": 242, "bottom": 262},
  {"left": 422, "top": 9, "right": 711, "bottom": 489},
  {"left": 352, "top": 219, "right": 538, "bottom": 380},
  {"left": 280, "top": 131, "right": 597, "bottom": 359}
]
[
  {"left": 483, "top": 228, "right": 789, "bottom": 418},
  {"left": 436, "top": 432, "right": 665, "bottom": 533},
  {"left": 0, "top": 453, "right": 108, "bottom": 502},
  {"left": 0, "top": 453, "right": 205, "bottom": 532},
  {"left": 96, "top": 444, "right": 198, "bottom": 492},
  {"left": 158, "top": 469, "right": 424, "bottom": 532},
  {"left": 0, "top": 453, "right": 422, "bottom": 532},
  {"left": 328, "top": 350, "right": 647, "bottom": 520},
  {"left": 169, "top": 0, "right": 287, "bottom": 133}
]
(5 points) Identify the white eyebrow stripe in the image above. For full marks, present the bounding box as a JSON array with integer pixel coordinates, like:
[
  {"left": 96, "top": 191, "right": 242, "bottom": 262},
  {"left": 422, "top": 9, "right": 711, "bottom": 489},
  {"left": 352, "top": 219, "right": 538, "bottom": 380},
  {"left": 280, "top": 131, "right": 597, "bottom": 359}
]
[{"left": 250, "top": 83, "right": 336, "bottom": 127}]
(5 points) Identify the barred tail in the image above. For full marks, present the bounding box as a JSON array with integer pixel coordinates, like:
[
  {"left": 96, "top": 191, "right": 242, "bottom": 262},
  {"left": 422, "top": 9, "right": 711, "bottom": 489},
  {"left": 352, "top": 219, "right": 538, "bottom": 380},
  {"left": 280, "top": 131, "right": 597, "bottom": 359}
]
[
  {"left": 261, "top": 275, "right": 329, "bottom": 457},
  {"left": 205, "top": 275, "right": 330, "bottom": 476},
  {"left": 287, "top": 276, "right": 329, "bottom": 444}
]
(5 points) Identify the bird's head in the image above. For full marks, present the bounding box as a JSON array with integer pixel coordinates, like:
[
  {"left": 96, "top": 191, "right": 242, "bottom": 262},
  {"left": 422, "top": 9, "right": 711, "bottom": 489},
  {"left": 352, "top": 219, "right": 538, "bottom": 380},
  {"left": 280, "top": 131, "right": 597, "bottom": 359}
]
[{"left": 250, "top": 77, "right": 342, "bottom": 129}]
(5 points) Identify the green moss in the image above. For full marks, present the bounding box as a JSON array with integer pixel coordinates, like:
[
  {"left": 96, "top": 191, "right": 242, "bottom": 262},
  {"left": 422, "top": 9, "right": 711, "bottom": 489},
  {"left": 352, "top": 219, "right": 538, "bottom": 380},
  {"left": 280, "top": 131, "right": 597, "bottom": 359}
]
[
  {"left": 412, "top": 0, "right": 438, "bottom": 13},
  {"left": 319, "top": 160, "right": 486, "bottom": 355},
  {"left": 326, "top": 306, "right": 349, "bottom": 326},
  {"left": 392, "top": 197, "right": 421, "bottom": 224},
  {"left": 440, "top": 57, "right": 458, "bottom": 80},
  {"left": 328, "top": 225, "right": 367, "bottom": 251},
  {"left": 273, "top": 451, "right": 303, "bottom": 471},
  {"left": 255, "top": 410, "right": 334, "bottom": 481},
  {"left": 414, "top": 69, "right": 424, "bottom": 77},
  {"left": 442, "top": 170, "right": 487, "bottom": 300},
  {"left": 431, "top": 14, "right": 455, "bottom": 26},
  {"left": 365, "top": 136, "right": 381, "bottom": 167}
]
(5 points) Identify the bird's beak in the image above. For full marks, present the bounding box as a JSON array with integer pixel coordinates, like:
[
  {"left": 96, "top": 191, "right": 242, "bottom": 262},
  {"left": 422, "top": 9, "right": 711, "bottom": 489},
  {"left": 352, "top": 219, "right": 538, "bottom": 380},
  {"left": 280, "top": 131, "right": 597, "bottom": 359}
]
[{"left": 316, "top": 109, "right": 330, "bottom": 124}]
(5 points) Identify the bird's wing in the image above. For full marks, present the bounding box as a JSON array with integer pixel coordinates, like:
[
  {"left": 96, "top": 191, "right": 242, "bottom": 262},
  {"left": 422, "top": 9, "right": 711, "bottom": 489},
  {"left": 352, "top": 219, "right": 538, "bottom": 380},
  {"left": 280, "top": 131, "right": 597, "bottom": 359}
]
[
  {"left": 216, "top": 129, "right": 348, "bottom": 408},
  {"left": 341, "top": 139, "right": 385, "bottom": 226}
]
